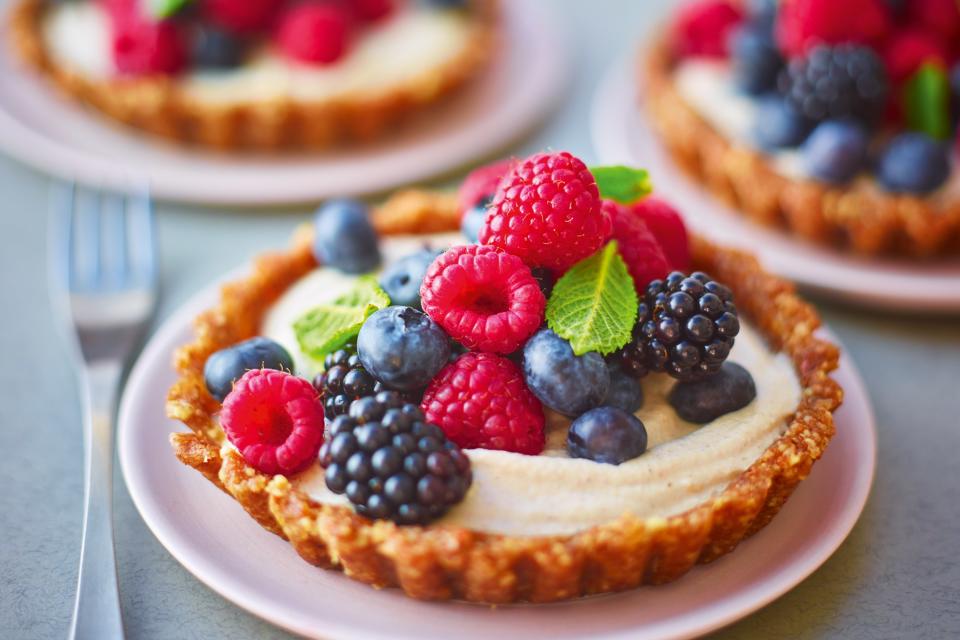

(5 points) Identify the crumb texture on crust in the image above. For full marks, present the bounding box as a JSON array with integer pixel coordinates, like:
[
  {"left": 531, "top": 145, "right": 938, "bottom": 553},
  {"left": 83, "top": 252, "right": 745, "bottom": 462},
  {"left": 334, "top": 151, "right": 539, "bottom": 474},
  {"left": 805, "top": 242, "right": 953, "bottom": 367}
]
[
  {"left": 642, "top": 36, "right": 960, "bottom": 259},
  {"left": 9, "top": 0, "right": 498, "bottom": 150},
  {"left": 165, "top": 190, "right": 842, "bottom": 603}
]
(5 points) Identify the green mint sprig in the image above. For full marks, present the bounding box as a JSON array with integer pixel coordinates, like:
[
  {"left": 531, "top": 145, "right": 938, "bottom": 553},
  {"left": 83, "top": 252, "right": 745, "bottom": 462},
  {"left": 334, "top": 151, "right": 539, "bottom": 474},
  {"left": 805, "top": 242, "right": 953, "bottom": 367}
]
[
  {"left": 292, "top": 276, "right": 390, "bottom": 363},
  {"left": 904, "top": 62, "right": 951, "bottom": 141},
  {"left": 590, "top": 165, "right": 653, "bottom": 205},
  {"left": 545, "top": 241, "right": 638, "bottom": 356},
  {"left": 151, "top": 0, "right": 192, "bottom": 19}
]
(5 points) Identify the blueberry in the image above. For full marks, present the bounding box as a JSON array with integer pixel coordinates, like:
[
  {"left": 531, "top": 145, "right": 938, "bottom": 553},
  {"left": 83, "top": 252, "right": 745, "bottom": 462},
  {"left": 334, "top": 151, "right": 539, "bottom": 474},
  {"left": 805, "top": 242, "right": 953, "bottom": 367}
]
[
  {"left": 203, "top": 337, "right": 294, "bottom": 402},
  {"left": 754, "top": 96, "right": 812, "bottom": 150},
  {"left": 667, "top": 362, "right": 757, "bottom": 424},
  {"left": 876, "top": 133, "right": 951, "bottom": 194},
  {"left": 803, "top": 121, "right": 868, "bottom": 185},
  {"left": 602, "top": 362, "right": 644, "bottom": 414},
  {"left": 729, "top": 24, "right": 783, "bottom": 95},
  {"left": 192, "top": 26, "right": 245, "bottom": 69},
  {"left": 567, "top": 407, "right": 648, "bottom": 465},
  {"left": 313, "top": 199, "right": 381, "bottom": 274},
  {"left": 378, "top": 249, "right": 442, "bottom": 310},
  {"left": 460, "top": 204, "right": 487, "bottom": 243},
  {"left": 357, "top": 306, "right": 450, "bottom": 391},
  {"left": 745, "top": 0, "right": 778, "bottom": 27},
  {"left": 522, "top": 329, "right": 609, "bottom": 417},
  {"left": 951, "top": 62, "right": 960, "bottom": 125}
]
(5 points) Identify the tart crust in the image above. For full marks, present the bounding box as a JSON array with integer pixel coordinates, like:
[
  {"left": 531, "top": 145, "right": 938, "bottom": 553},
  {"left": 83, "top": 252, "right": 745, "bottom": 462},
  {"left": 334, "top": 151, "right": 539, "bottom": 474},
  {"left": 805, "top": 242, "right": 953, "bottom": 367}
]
[
  {"left": 166, "top": 189, "right": 842, "bottom": 603},
  {"left": 642, "top": 35, "right": 960, "bottom": 258},
  {"left": 9, "top": 0, "right": 498, "bottom": 150}
]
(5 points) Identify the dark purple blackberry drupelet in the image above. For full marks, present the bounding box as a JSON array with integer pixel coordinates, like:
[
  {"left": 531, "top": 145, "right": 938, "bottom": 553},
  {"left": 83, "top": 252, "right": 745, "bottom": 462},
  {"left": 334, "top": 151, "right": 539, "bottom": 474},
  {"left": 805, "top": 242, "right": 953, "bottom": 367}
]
[{"left": 314, "top": 346, "right": 383, "bottom": 418}]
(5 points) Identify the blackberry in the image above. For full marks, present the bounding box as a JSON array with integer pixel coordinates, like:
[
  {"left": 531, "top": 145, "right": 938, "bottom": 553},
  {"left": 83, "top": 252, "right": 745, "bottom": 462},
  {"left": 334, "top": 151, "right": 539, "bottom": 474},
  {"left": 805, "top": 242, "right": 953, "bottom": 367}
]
[
  {"left": 318, "top": 391, "right": 472, "bottom": 524},
  {"left": 779, "top": 44, "right": 889, "bottom": 126},
  {"left": 615, "top": 272, "right": 740, "bottom": 382},
  {"left": 314, "top": 345, "right": 384, "bottom": 418}
]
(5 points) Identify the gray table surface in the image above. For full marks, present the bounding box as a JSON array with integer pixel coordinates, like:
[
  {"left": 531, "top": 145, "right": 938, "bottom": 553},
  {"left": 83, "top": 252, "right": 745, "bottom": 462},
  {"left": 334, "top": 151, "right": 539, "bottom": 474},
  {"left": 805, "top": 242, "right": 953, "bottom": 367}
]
[{"left": 2, "top": 1, "right": 959, "bottom": 638}]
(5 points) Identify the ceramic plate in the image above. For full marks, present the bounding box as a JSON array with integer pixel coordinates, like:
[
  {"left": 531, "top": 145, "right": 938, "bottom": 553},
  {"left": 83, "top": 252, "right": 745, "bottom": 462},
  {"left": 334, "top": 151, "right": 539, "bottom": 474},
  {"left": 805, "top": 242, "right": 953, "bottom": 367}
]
[
  {"left": 118, "top": 273, "right": 876, "bottom": 640},
  {"left": 590, "top": 56, "right": 960, "bottom": 313},
  {"left": 0, "top": 0, "right": 565, "bottom": 205}
]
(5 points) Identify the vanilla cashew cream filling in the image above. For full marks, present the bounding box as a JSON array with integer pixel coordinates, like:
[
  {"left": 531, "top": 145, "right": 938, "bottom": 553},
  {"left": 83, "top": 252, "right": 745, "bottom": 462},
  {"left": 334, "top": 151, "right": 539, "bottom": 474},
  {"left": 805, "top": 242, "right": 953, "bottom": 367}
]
[
  {"left": 42, "top": 2, "right": 477, "bottom": 104},
  {"left": 672, "top": 60, "right": 960, "bottom": 201},
  {"left": 258, "top": 233, "right": 802, "bottom": 536}
]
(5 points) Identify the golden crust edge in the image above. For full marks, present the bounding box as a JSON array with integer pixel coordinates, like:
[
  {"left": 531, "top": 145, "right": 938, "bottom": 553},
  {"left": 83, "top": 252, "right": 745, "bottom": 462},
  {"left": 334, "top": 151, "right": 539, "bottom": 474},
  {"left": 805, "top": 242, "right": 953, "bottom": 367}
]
[
  {"left": 164, "top": 189, "right": 842, "bottom": 603},
  {"left": 641, "top": 35, "right": 960, "bottom": 259},
  {"left": 8, "top": 0, "right": 499, "bottom": 150}
]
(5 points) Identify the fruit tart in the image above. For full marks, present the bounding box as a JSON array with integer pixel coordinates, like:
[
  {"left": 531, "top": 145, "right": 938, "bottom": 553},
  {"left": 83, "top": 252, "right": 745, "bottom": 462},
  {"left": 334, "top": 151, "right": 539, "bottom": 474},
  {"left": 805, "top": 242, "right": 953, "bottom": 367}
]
[
  {"left": 642, "top": 0, "right": 960, "bottom": 257},
  {"left": 167, "top": 151, "right": 842, "bottom": 603},
  {"left": 9, "top": 0, "right": 497, "bottom": 149}
]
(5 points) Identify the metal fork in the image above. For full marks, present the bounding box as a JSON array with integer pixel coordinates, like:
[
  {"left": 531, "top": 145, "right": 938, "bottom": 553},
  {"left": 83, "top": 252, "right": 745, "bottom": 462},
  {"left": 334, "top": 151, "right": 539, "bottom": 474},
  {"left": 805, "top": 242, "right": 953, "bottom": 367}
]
[{"left": 50, "top": 182, "right": 157, "bottom": 640}]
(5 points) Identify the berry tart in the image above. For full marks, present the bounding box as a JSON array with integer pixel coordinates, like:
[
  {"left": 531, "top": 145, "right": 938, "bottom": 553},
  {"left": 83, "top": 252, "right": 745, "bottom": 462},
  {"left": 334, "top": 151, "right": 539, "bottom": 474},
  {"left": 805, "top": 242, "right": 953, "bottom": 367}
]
[
  {"left": 643, "top": 0, "right": 960, "bottom": 257},
  {"left": 167, "top": 151, "right": 842, "bottom": 603},
  {"left": 9, "top": 0, "right": 496, "bottom": 149}
]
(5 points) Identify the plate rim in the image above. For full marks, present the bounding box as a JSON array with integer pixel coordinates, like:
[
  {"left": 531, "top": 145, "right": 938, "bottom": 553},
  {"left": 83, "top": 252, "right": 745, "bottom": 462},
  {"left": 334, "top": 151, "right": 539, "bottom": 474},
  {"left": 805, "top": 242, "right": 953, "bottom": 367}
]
[{"left": 118, "top": 272, "right": 876, "bottom": 640}]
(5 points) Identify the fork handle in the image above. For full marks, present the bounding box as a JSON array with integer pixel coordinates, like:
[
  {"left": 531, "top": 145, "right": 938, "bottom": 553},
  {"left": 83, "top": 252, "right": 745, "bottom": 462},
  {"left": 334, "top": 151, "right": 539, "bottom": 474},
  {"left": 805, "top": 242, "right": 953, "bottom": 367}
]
[{"left": 70, "top": 361, "right": 125, "bottom": 640}]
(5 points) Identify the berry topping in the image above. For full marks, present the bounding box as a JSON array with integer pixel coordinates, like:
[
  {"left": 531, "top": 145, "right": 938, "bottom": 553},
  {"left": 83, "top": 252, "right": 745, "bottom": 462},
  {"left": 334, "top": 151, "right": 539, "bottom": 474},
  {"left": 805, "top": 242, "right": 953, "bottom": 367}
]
[
  {"left": 567, "top": 407, "right": 648, "bottom": 465},
  {"left": 314, "top": 346, "right": 384, "bottom": 418},
  {"left": 204, "top": 336, "right": 294, "bottom": 402},
  {"left": 753, "top": 96, "right": 813, "bottom": 149},
  {"left": 627, "top": 197, "right": 692, "bottom": 273},
  {"left": 480, "top": 152, "right": 611, "bottom": 273},
  {"left": 420, "top": 244, "right": 545, "bottom": 354},
  {"left": 357, "top": 306, "right": 451, "bottom": 391},
  {"left": 112, "top": 17, "right": 187, "bottom": 75},
  {"left": 459, "top": 203, "right": 487, "bottom": 244},
  {"left": 616, "top": 272, "right": 740, "bottom": 382},
  {"left": 668, "top": 362, "right": 757, "bottom": 423},
  {"left": 458, "top": 158, "right": 515, "bottom": 216},
  {"left": 319, "top": 391, "right": 471, "bottom": 524},
  {"left": 522, "top": 329, "right": 610, "bottom": 417},
  {"left": 605, "top": 201, "right": 671, "bottom": 291},
  {"left": 379, "top": 248, "right": 442, "bottom": 310},
  {"left": 350, "top": 0, "right": 396, "bottom": 23},
  {"left": 220, "top": 369, "right": 324, "bottom": 475},
  {"left": 191, "top": 25, "right": 246, "bottom": 69},
  {"left": 881, "top": 28, "right": 951, "bottom": 85},
  {"left": 803, "top": 121, "right": 869, "bottom": 184},
  {"left": 312, "top": 199, "right": 381, "bottom": 274},
  {"left": 876, "top": 133, "right": 951, "bottom": 194},
  {"left": 729, "top": 22, "right": 784, "bottom": 95},
  {"left": 202, "top": 0, "right": 280, "bottom": 34},
  {"left": 672, "top": 0, "right": 744, "bottom": 59},
  {"left": 780, "top": 44, "right": 890, "bottom": 126},
  {"left": 422, "top": 352, "right": 545, "bottom": 454},
  {"left": 602, "top": 362, "right": 644, "bottom": 414},
  {"left": 775, "top": 0, "right": 892, "bottom": 59},
  {"left": 905, "top": 0, "right": 960, "bottom": 43},
  {"left": 276, "top": 3, "right": 353, "bottom": 65}
]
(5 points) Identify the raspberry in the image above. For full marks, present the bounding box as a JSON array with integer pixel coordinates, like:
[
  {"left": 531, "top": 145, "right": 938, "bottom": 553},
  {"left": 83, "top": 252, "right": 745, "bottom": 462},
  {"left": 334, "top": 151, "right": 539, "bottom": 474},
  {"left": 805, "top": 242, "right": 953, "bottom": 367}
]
[
  {"left": 882, "top": 28, "right": 951, "bottom": 84},
  {"left": 605, "top": 201, "right": 670, "bottom": 291},
  {"left": 458, "top": 158, "right": 516, "bottom": 218},
  {"left": 906, "top": 0, "right": 960, "bottom": 42},
  {"left": 220, "top": 369, "right": 325, "bottom": 476},
  {"left": 776, "top": 0, "right": 891, "bottom": 59},
  {"left": 672, "top": 0, "right": 744, "bottom": 59},
  {"left": 351, "top": 0, "right": 395, "bottom": 23},
  {"left": 420, "top": 244, "right": 545, "bottom": 354},
  {"left": 480, "top": 151, "right": 611, "bottom": 273},
  {"left": 629, "top": 197, "right": 691, "bottom": 272},
  {"left": 202, "top": 0, "right": 280, "bottom": 34},
  {"left": 422, "top": 352, "right": 545, "bottom": 455},
  {"left": 276, "top": 4, "right": 353, "bottom": 65},
  {"left": 112, "top": 18, "right": 187, "bottom": 75}
]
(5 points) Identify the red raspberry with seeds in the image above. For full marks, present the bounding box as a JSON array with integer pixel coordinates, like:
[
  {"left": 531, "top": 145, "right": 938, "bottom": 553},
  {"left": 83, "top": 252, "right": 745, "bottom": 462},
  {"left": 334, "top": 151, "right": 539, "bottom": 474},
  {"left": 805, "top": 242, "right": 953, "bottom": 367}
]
[
  {"left": 220, "top": 369, "right": 325, "bottom": 476},
  {"left": 672, "top": 0, "right": 744, "bottom": 59},
  {"left": 351, "top": 0, "right": 396, "bottom": 23},
  {"left": 203, "top": 0, "right": 280, "bottom": 34},
  {"left": 906, "top": 0, "right": 960, "bottom": 43},
  {"left": 420, "top": 244, "right": 545, "bottom": 354},
  {"left": 458, "top": 158, "right": 516, "bottom": 218},
  {"left": 276, "top": 4, "right": 353, "bottom": 65},
  {"left": 776, "top": 0, "right": 891, "bottom": 59},
  {"left": 629, "top": 197, "right": 690, "bottom": 271},
  {"left": 604, "top": 200, "right": 671, "bottom": 291},
  {"left": 422, "top": 352, "right": 545, "bottom": 455},
  {"left": 480, "top": 151, "right": 611, "bottom": 273},
  {"left": 882, "top": 28, "right": 951, "bottom": 84},
  {"left": 112, "top": 17, "right": 187, "bottom": 75}
]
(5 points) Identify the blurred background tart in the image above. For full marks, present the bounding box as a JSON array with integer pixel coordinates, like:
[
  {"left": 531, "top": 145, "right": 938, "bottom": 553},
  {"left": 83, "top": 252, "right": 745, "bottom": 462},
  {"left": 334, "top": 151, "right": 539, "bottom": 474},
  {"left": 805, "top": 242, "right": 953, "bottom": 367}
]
[
  {"left": 642, "top": 0, "right": 960, "bottom": 258},
  {"left": 10, "top": 0, "right": 497, "bottom": 150}
]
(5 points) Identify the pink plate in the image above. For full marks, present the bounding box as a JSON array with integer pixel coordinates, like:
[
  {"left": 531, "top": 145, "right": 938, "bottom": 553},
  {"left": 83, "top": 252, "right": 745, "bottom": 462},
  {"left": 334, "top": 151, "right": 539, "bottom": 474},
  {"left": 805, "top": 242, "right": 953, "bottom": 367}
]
[
  {"left": 590, "top": 56, "right": 960, "bottom": 313},
  {"left": 0, "top": 0, "right": 565, "bottom": 205},
  {"left": 118, "top": 274, "right": 876, "bottom": 640}
]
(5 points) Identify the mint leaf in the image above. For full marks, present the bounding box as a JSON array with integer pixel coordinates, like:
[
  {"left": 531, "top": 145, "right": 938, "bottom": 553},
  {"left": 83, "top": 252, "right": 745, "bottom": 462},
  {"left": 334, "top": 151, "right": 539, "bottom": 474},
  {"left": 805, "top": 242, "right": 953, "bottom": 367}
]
[
  {"left": 904, "top": 62, "right": 951, "bottom": 141},
  {"left": 546, "top": 241, "right": 638, "bottom": 356},
  {"left": 292, "top": 276, "right": 390, "bottom": 363},
  {"left": 590, "top": 165, "right": 653, "bottom": 204},
  {"left": 151, "top": 0, "right": 191, "bottom": 18}
]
